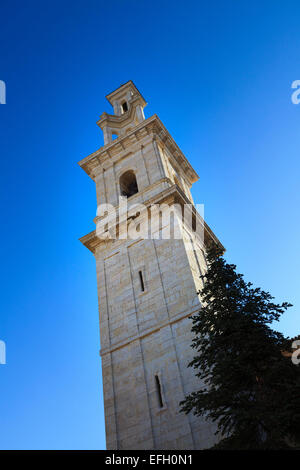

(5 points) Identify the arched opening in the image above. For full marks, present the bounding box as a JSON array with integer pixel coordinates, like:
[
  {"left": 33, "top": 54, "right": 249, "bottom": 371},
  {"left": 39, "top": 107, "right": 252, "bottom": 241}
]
[
  {"left": 112, "top": 132, "right": 118, "bottom": 141},
  {"left": 119, "top": 170, "right": 138, "bottom": 198},
  {"left": 121, "top": 101, "right": 128, "bottom": 114}
]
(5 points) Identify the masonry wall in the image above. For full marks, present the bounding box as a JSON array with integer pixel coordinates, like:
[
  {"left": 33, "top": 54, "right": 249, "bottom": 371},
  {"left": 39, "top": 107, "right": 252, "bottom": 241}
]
[{"left": 96, "top": 234, "right": 218, "bottom": 450}]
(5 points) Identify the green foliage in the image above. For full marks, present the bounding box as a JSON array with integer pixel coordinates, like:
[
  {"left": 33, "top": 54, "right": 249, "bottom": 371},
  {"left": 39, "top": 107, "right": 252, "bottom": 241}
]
[{"left": 180, "top": 245, "right": 300, "bottom": 449}]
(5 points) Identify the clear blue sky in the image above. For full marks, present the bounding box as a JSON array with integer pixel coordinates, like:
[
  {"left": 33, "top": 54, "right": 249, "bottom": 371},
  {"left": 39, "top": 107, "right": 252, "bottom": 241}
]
[{"left": 0, "top": 0, "right": 299, "bottom": 450}]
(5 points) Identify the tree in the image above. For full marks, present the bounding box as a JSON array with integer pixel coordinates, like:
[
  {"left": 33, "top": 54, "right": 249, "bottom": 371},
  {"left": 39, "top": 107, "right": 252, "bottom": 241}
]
[{"left": 180, "top": 245, "right": 300, "bottom": 449}]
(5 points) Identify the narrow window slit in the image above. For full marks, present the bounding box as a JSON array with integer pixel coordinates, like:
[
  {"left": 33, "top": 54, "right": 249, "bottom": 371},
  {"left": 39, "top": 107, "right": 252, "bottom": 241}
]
[
  {"left": 138, "top": 270, "right": 145, "bottom": 292},
  {"left": 155, "top": 375, "right": 164, "bottom": 408}
]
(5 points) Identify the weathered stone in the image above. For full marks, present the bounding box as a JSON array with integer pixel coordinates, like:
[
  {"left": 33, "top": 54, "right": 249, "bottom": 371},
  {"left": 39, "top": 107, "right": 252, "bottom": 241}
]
[{"left": 79, "top": 81, "right": 223, "bottom": 450}]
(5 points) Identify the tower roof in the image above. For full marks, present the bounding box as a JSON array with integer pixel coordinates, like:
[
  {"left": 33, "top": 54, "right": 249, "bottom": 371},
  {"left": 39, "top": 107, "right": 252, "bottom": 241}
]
[{"left": 105, "top": 80, "right": 147, "bottom": 107}]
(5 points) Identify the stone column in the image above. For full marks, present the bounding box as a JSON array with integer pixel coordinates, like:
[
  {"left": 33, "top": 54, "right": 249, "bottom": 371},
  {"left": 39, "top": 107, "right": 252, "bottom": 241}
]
[
  {"left": 136, "top": 105, "right": 145, "bottom": 123},
  {"left": 113, "top": 100, "right": 121, "bottom": 116},
  {"left": 103, "top": 125, "right": 112, "bottom": 145},
  {"left": 95, "top": 167, "right": 107, "bottom": 206}
]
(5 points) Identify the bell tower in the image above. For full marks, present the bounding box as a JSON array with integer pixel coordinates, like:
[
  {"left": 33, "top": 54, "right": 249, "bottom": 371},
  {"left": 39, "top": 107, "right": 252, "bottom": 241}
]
[{"left": 79, "top": 81, "right": 223, "bottom": 450}]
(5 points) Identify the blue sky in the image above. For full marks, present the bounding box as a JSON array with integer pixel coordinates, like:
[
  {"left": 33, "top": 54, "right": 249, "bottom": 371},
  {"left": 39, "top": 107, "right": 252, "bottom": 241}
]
[{"left": 0, "top": 0, "right": 299, "bottom": 450}]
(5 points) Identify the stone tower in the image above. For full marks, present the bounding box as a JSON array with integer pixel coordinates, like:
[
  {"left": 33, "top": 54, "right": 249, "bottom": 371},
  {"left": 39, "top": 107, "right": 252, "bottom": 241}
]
[{"left": 79, "top": 81, "right": 223, "bottom": 450}]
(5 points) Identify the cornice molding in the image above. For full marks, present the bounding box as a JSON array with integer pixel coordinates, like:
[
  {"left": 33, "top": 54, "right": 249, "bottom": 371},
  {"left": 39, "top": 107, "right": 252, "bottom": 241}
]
[
  {"left": 79, "top": 184, "right": 224, "bottom": 255},
  {"left": 99, "top": 305, "right": 202, "bottom": 357},
  {"left": 105, "top": 80, "right": 147, "bottom": 106},
  {"left": 78, "top": 114, "right": 199, "bottom": 184}
]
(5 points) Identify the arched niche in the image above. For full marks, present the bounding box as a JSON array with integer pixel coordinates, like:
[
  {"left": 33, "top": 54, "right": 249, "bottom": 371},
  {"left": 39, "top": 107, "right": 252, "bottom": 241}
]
[{"left": 119, "top": 170, "right": 138, "bottom": 198}]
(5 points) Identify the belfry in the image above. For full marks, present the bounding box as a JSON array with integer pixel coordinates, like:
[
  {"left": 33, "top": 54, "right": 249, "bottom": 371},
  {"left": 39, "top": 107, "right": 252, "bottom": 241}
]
[{"left": 79, "top": 81, "right": 222, "bottom": 449}]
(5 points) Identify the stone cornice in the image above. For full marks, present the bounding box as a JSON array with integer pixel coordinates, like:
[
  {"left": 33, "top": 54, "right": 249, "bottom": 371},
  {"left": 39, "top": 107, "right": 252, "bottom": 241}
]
[
  {"left": 79, "top": 184, "right": 224, "bottom": 255},
  {"left": 78, "top": 114, "right": 199, "bottom": 185},
  {"left": 99, "top": 305, "right": 202, "bottom": 357}
]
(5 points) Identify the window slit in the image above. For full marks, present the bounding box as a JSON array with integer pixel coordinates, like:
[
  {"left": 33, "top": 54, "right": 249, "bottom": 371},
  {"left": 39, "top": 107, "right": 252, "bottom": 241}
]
[
  {"left": 155, "top": 375, "right": 164, "bottom": 408},
  {"left": 138, "top": 270, "right": 145, "bottom": 292}
]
